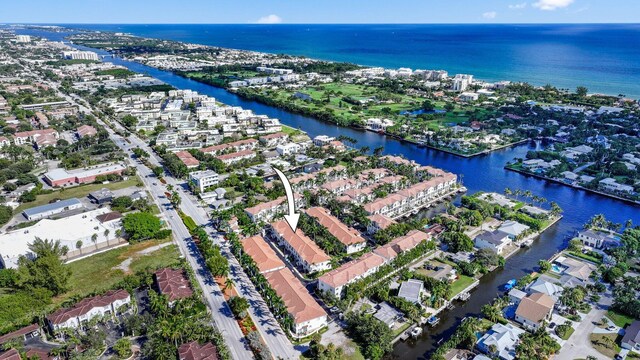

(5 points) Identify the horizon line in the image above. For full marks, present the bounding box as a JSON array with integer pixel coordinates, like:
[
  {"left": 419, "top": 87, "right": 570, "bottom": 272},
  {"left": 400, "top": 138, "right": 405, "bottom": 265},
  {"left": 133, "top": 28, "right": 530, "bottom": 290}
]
[{"left": 4, "top": 22, "right": 640, "bottom": 25}]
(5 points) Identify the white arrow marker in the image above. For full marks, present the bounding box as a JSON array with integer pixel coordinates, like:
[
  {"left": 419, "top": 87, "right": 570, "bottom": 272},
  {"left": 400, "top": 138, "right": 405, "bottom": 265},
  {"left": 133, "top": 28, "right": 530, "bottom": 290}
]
[{"left": 272, "top": 167, "right": 300, "bottom": 232}]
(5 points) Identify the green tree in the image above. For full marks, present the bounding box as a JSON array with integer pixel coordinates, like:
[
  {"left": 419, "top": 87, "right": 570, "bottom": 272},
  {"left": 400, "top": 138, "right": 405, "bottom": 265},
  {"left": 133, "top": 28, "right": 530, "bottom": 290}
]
[
  {"left": 122, "top": 212, "right": 162, "bottom": 242},
  {"left": 113, "top": 338, "right": 132, "bottom": 359},
  {"left": 227, "top": 296, "right": 250, "bottom": 319},
  {"left": 16, "top": 239, "right": 71, "bottom": 295},
  {"left": 538, "top": 260, "right": 551, "bottom": 273}
]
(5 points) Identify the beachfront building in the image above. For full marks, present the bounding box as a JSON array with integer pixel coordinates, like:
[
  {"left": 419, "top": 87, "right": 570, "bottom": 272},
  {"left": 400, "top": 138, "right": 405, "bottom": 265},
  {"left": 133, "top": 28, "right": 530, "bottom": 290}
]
[
  {"left": 47, "top": 289, "right": 131, "bottom": 332},
  {"left": 268, "top": 220, "right": 331, "bottom": 273},
  {"left": 264, "top": 268, "right": 327, "bottom": 338},
  {"left": 317, "top": 252, "right": 387, "bottom": 298},
  {"left": 306, "top": 207, "right": 367, "bottom": 254}
]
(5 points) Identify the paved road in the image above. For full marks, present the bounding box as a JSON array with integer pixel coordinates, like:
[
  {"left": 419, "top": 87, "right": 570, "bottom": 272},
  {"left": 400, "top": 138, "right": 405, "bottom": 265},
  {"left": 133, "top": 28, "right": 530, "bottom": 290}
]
[
  {"left": 556, "top": 289, "right": 615, "bottom": 360},
  {"left": 106, "top": 116, "right": 299, "bottom": 359},
  {"left": 51, "top": 87, "right": 255, "bottom": 360}
]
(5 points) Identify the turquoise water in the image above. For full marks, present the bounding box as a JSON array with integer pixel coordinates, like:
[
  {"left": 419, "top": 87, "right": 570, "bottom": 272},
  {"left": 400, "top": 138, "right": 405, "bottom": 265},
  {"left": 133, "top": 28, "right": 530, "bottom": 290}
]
[{"left": 62, "top": 23, "right": 640, "bottom": 98}]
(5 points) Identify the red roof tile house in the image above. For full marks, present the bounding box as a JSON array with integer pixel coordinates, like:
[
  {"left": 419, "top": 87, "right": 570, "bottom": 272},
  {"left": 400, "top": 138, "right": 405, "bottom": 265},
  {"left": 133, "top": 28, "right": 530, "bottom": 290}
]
[
  {"left": 178, "top": 341, "right": 219, "bottom": 360},
  {"left": 46, "top": 289, "right": 131, "bottom": 332},
  {"left": 0, "top": 349, "right": 21, "bottom": 360},
  {"left": 241, "top": 235, "right": 286, "bottom": 274},
  {"left": 154, "top": 268, "right": 194, "bottom": 303},
  {"left": 374, "top": 230, "right": 430, "bottom": 261},
  {"left": 175, "top": 151, "right": 200, "bottom": 169},
  {"left": 216, "top": 150, "right": 256, "bottom": 165},
  {"left": 76, "top": 125, "right": 97, "bottom": 138},
  {"left": 317, "top": 252, "right": 387, "bottom": 298},
  {"left": 13, "top": 129, "right": 59, "bottom": 146},
  {"left": 0, "top": 324, "right": 41, "bottom": 345},
  {"left": 265, "top": 268, "right": 327, "bottom": 338},
  {"left": 306, "top": 207, "right": 367, "bottom": 254},
  {"left": 268, "top": 220, "right": 331, "bottom": 273}
]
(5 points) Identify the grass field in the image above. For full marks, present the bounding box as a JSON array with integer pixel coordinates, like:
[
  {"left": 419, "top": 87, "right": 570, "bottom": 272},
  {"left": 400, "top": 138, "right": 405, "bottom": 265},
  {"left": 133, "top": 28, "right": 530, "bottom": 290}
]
[
  {"left": 607, "top": 310, "right": 636, "bottom": 328},
  {"left": 449, "top": 275, "right": 476, "bottom": 300},
  {"left": 557, "top": 326, "right": 575, "bottom": 340},
  {"left": 16, "top": 177, "right": 142, "bottom": 213},
  {"left": 58, "top": 239, "right": 180, "bottom": 304},
  {"left": 590, "top": 333, "right": 621, "bottom": 359}
]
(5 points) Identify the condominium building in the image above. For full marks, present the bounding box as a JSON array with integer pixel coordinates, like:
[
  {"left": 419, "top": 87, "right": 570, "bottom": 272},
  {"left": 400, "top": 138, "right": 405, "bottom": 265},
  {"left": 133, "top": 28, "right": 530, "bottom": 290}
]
[
  {"left": 268, "top": 220, "right": 331, "bottom": 273},
  {"left": 189, "top": 170, "right": 219, "bottom": 193}
]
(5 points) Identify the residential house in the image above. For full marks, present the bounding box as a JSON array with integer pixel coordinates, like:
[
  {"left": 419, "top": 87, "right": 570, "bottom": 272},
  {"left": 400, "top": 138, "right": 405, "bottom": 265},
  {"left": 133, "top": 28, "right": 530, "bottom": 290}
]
[
  {"left": 476, "top": 323, "right": 525, "bottom": 360},
  {"left": 264, "top": 268, "right": 327, "bottom": 338},
  {"left": 514, "top": 293, "right": 555, "bottom": 331},
  {"left": 306, "top": 207, "right": 367, "bottom": 254},
  {"left": 154, "top": 268, "right": 194, "bottom": 304},
  {"left": 621, "top": 321, "right": 640, "bottom": 351},
  {"left": 178, "top": 341, "right": 219, "bottom": 360},
  {"left": 241, "top": 235, "right": 285, "bottom": 274},
  {"left": 498, "top": 221, "right": 530, "bottom": 240},
  {"left": 397, "top": 279, "right": 424, "bottom": 304},
  {"left": 317, "top": 252, "right": 387, "bottom": 298},
  {"left": 47, "top": 289, "right": 131, "bottom": 332},
  {"left": 474, "top": 230, "right": 511, "bottom": 254},
  {"left": 576, "top": 229, "right": 620, "bottom": 249},
  {"left": 268, "top": 221, "right": 331, "bottom": 273}
]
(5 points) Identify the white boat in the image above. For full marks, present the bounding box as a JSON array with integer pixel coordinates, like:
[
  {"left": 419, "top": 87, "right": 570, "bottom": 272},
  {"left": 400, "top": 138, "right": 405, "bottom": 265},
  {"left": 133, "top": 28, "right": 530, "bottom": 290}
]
[{"left": 410, "top": 326, "right": 423, "bottom": 338}]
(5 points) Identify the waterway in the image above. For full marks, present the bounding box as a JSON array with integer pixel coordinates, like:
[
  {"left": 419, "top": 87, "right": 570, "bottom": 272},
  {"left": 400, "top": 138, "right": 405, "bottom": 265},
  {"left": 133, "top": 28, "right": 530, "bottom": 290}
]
[{"left": 20, "top": 28, "right": 640, "bottom": 359}]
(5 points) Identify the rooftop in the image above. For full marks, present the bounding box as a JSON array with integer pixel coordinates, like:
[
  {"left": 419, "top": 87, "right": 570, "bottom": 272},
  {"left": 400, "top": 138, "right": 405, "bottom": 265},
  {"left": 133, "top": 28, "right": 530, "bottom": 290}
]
[
  {"left": 318, "top": 252, "right": 387, "bottom": 288},
  {"left": 241, "top": 235, "right": 285, "bottom": 274},
  {"left": 271, "top": 220, "right": 331, "bottom": 265},
  {"left": 515, "top": 293, "right": 555, "bottom": 323},
  {"left": 178, "top": 341, "right": 219, "bottom": 360},
  {"left": 47, "top": 289, "right": 129, "bottom": 325},
  {"left": 306, "top": 207, "right": 366, "bottom": 246},
  {"left": 264, "top": 268, "right": 326, "bottom": 324},
  {"left": 155, "top": 268, "right": 194, "bottom": 302},
  {"left": 21, "top": 198, "right": 83, "bottom": 218}
]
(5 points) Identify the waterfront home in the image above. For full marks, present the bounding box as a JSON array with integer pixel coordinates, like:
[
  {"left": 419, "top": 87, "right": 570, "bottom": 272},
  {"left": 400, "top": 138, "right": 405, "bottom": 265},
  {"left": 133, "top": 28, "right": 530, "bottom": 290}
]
[
  {"left": 599, "top": 177, "right": 635, "bottom": 194},
  {"left": 554, "top": 256, "right": 595, "bottom": 282},
  {"left": 178, "top": 341, "right": 219, "bottom": 360},
  {"left": 576, "top": 229, "right": 620, "bottom": 249},
  {"left": 306, "top": 207, "right": 367, "bottom": 254},
  {"left": 497, "top": 220, "right": 530, "bottom": 240},
  {"left": 621, "top": 321, "right": 640, "bottom": 351},
  {"left": 276, "top": 142, "right": 301, "bottom": 156},
  {"left": 366, "top": 214, "right": 397, "bottom": 234},
  {"left": 474, "top": 230, "right": 511, "bottom": 254},
  {"left": 317, "top": 252, "right": 387, "bottom": 298},
  {"left": 259, "top": 132, "right": 289, "bottom": 147},
  {"left": 397, "top": 279, "right": 425, "bottom": 304},
  {"left": 268, "top": 220, "right": 331, "bottom": 273},
  {"left": 476, "top": 323, "right": 525, "bottom": 360},
  {"left": 373, "top": 302, "right": 403, "bottom": 329},
  {"left": 374, "top": 230, "right": 430, "bottom": 261},
  {"left": 527, "top": 278, "right": 564, "bottom": 301},
  {"left": 47, "top": 289, "right": 131, "bottom": 332},
  {"left": 514, "top": 293, "right": 555, "bottom": 332},
  {"left": 241, "top": 235, "right": 285, "bottom": 274},
  {"left": 508, "top": 288, "right": 527, "bottom": 305},
  {"left": 264, "top": 268, "right": 327, "bottom": 338}
]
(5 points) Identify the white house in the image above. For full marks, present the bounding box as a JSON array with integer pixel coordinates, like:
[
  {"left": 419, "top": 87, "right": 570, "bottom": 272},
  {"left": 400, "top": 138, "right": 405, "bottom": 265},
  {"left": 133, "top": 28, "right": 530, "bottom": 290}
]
[
  {"left": 476, "top": 323, "right": 525, "bottom": 360},
  {"left": 276, "top": 142, "right": 301, "bottom": 156},
  {"left": 514, "top": 293, "right": 555, "bottom": 332},
  {"left": 47, "top": 289, "right": 131, "bottom": 332},
  {"left": 474, "top": 230, "right": 511, "bottom": 254}
]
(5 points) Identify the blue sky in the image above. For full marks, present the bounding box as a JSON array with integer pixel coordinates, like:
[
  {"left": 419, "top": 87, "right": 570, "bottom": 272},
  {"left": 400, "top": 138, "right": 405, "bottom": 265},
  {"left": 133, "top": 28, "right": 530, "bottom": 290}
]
[{"left": 2, "top": 0, "right": 638, "bottom": 24}]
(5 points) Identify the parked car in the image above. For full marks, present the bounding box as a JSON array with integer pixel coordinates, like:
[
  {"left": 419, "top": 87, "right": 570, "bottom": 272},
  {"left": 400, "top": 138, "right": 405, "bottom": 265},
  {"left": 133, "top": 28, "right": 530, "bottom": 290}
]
[{"left": 549, "top": 322, "right": 556, "bottom": 329}]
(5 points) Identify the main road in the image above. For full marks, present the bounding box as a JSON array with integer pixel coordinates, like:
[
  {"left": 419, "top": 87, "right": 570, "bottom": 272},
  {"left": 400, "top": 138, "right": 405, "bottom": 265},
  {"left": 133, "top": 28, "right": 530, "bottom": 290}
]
[
  {"left": 50, "top": 87, "right": 257, "bottom": 360},
  {"left": 113, "top": 124, "right": 300, "bottom": 360}
]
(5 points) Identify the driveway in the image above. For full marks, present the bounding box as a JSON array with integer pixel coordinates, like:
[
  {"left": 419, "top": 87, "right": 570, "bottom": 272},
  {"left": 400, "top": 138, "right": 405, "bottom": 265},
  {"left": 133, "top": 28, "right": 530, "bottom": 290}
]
[{"left": 556, "top": 289, "right": 615, "bottom": 360}]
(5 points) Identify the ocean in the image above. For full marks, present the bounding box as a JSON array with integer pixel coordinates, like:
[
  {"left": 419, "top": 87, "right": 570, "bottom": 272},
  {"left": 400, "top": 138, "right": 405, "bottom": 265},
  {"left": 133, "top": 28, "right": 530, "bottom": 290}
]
[{"left": 63, "top": 23, "right": 640, "bottom": 98}]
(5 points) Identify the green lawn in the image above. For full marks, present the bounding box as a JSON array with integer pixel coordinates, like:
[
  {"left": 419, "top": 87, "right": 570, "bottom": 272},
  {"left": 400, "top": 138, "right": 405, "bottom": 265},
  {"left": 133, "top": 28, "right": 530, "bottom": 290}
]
[
  {"left": 449, "top": 275, "right": 476, "bottom": 300},
  {"left": 590, "top": 333, "right": 621, "bottom": 359},
  {"left": 607, "top": 310, "right": 636, "bottom": 328},
  {"left": 281, "top": 125, "right": 304, "bottom": 136},
  {"left": 16, "top": 177, "right": 142, "bottom": 213},
  {"left": 59, "top": 239, "right": 179, "bottom": 304},
  {"left": 557, "top": 326, "right": 575, "bottom": 340}
]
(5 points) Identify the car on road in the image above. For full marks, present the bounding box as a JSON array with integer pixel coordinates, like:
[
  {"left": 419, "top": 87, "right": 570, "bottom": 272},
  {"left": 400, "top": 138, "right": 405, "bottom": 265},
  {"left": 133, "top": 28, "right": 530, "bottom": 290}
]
[{"left": 153, "top": 182, "right": 157, "bottom": 185}]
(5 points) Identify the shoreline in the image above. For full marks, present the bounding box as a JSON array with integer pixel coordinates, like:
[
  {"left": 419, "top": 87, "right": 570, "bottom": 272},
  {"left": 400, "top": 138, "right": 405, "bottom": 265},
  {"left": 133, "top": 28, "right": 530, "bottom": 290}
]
[{"left": 505, "top": 166, "right": 640, "bottom": 206}]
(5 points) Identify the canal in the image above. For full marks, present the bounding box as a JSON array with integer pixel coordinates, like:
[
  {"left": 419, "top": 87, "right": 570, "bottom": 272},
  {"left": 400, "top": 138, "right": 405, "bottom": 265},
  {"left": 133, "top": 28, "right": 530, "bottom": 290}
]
[{"left": 23, "top": 28, "right": 640, "bottom": 359}]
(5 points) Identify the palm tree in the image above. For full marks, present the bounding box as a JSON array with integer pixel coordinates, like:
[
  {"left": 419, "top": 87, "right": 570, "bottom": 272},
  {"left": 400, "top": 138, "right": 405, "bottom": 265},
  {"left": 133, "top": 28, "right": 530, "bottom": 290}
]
[
  {"left": 224, "top": 277, "right": 234, "bottom": 291},
  {"left": 75, "top": 240, "right": 83, "bottom": 254},
  {"left": 91, "top": 233, "right": 98, "bottom": 250},
  {"left": 28, "top": 238, "right": 66, "bottom": 258},
  {"left": 103, "top": 229, "right": 110, "bottom": 240}
]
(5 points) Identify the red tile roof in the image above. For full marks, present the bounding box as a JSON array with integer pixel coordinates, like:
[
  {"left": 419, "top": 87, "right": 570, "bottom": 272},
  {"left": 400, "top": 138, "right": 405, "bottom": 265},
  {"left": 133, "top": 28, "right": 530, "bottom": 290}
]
[
  {"left": 264, "top": 268, "right": 326, "bottom": 324},
  {"left": 178, "top": 341, "right": 219, "bottom": 360},
  {"left": 155, "top": 268, "right": 194, "bottom": 302},
  {"left": 47, "top": 289, "right": 129, "bottom": 325},
  {"left": 0, "top": 324, "right": 39, "bottom": 345},
  {"left": 241, "top": 235, "right": 285, "bottom": 274},
  {"left": 0, "top": 349, "right": 21, "bottom": 360},
  {"left": 306, "top": 207, "right": 366, "bottom": 246}
]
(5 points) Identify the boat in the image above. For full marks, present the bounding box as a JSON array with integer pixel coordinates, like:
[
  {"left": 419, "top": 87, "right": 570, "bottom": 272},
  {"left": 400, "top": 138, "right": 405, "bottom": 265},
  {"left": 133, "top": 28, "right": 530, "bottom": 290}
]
[
  {"left": 503, "top": 279, "right": 517, "bottom": 290},
  {"left": 427, "top": 316, "right": 440, "bottom": 326},
  {"left": 410, "top": 326, "right": 423, "bottom": 338},
  {"left": 458, "top": 292, "right": 471, "bottom": 301}
]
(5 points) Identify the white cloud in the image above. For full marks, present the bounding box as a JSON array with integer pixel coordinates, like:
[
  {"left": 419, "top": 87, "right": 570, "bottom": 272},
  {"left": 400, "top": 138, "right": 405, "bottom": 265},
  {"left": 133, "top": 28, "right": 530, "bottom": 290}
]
[
  {"left": 482, "top": 11, "right": 497, "bottom": 19},
  {"left": 255, "top": 14, "right": 282, "bottom": 24},
  {"left": 532, "top": 0, "right": 574, "bottom": 10},
  {"left": 508, "top": 2, "right": 528, "bottom": 9}
]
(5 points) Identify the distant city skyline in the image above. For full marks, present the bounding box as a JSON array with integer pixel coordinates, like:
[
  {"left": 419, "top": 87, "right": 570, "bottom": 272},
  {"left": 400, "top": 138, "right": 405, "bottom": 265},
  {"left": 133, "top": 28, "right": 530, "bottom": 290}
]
[{"left": 2, "top": 0, "right": 639, "bottom": 24}]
